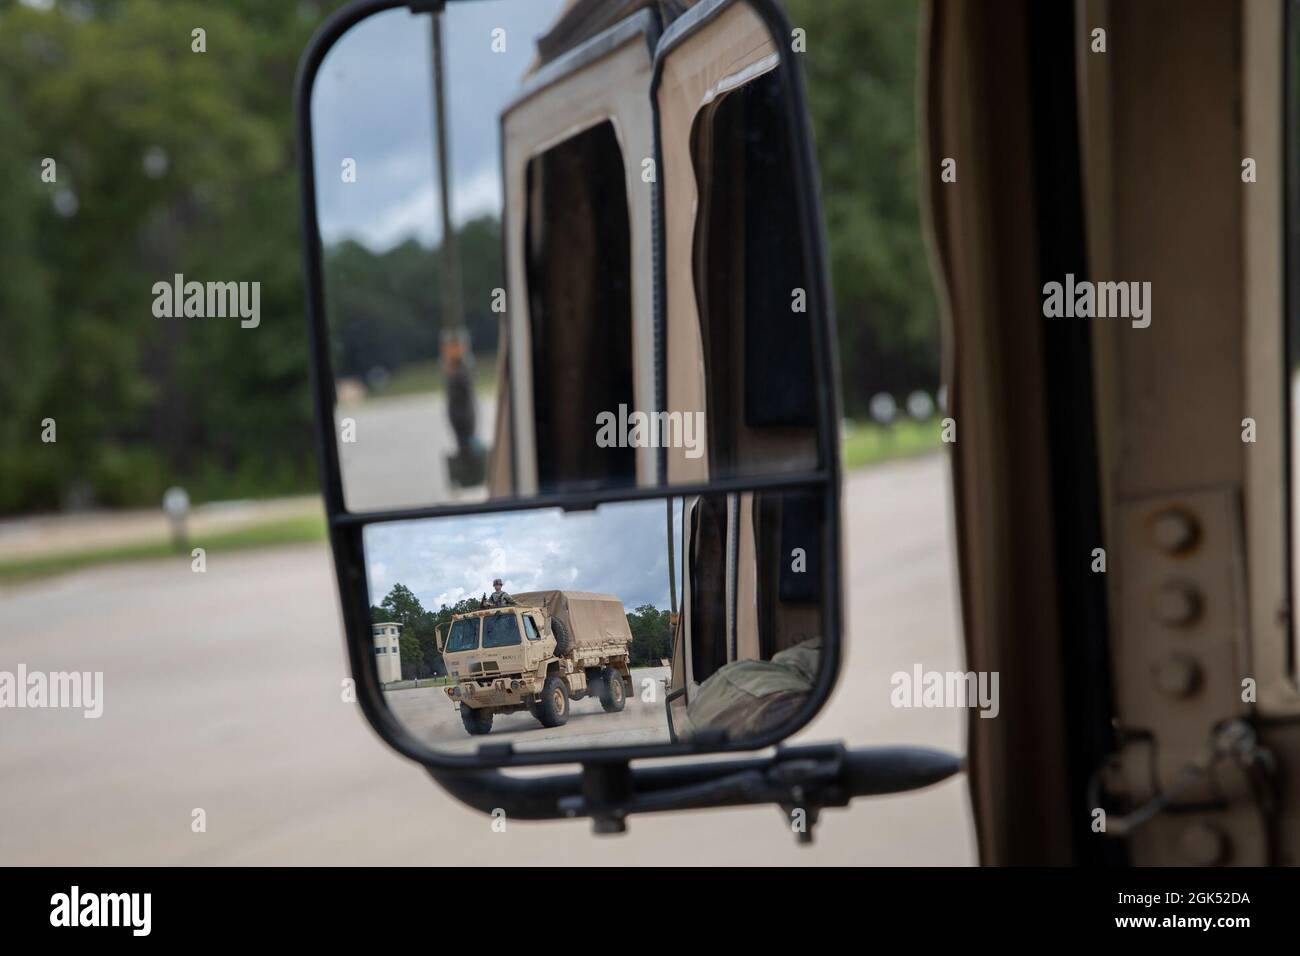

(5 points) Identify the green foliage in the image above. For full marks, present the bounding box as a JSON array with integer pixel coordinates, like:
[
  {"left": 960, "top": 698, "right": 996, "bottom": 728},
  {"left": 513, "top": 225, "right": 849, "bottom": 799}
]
[
  {"left": 785, "top": 0, "right": 939, "bottom": 414},
  {"left": 0, "top": 0, "right": 934, "bottom": 514},
  {"left": 0, "top": 70, "right": 56, "bottom": 513},
  {"left": 398, "top": 631, "right": 425, "bottom": 680},
  {"left": 626, "top": 604, "right": 671, "bottom": 667},
  {"left": 370, "top": 585, "right": 485, "bottom": 678},
  {"left": 323, "top": 215, "right": 501, "bottom": 382},
  {"left": 379, "top": 582, "right": 423, "bottom": 623},
  {"left": 0, "top": 0, "right": 346, "bottom": 513},
  {"left": 375, "top": 583, "right": 444, "bottom": 678}
]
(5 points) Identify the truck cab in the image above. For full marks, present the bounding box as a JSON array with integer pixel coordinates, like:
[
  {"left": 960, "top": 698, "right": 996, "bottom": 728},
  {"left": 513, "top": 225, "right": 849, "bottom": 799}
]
[
  {"left": 441, "top": 606, "right": 554, "bottom": 713},
  {"left": 443, "top": 607, "right": 553, "bottom": 683}
]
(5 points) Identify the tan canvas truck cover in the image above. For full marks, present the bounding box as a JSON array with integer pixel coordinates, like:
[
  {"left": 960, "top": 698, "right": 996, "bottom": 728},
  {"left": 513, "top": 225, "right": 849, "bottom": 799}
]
[{"left": 512, "top": 590, "right": 633, "bottom": 651}]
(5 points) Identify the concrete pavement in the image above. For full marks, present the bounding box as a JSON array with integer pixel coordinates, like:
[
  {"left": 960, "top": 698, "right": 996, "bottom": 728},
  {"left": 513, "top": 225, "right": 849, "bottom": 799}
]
[{"left": 0, "top": 452, "right": 975, "bottom": 865}]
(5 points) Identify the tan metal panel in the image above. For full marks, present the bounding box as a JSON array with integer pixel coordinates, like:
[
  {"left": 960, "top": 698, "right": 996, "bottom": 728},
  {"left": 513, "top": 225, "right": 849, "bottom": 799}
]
[
  {"left": 501, "top": 33, "right": 658, "bottom": 493},
  {"left": 923, "top": 0, "right": 1074, "bottom": 864},
  {"left": 658, "top": 2, "right": 778, "bottom": 484}
]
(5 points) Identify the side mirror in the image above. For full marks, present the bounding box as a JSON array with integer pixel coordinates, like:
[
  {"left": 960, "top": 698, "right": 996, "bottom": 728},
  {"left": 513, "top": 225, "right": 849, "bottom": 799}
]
[{"left": 296, "top": 0, "right": 958, "bottom": 836}]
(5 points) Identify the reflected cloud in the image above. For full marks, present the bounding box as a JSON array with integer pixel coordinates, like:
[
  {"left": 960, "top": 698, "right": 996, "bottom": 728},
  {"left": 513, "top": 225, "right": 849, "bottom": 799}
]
[
  {"left": 311, "top": 0, "right": 566, "bottom": 252},
  {"left": 364, "top": 499, "right": 685, "bottom": 612}
]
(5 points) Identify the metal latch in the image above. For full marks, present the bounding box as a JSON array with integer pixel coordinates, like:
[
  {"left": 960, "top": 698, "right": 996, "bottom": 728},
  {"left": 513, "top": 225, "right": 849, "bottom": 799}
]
[{"left": 1092, "top": 719, "right": 1277, "bottom": 848}]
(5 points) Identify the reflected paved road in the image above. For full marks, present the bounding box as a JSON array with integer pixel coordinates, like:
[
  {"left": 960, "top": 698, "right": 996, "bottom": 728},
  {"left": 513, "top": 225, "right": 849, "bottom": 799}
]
[
  {"left": 335, "top": 392, "right": 495, "bottom": 511},
  {"left": 0, "top": 454, "right": 975, "bottom": 865},
  {"left": 386, "top": 667, "right": 672, "bottom": 754}
]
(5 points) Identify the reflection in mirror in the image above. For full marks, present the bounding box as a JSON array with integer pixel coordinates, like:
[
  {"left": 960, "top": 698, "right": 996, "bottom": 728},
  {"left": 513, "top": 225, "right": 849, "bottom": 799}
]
[
  {"left": 522, "top": 120, "right": 636, "bottom": 494},
  {"left": 363, "top": 488, "right": 827, "bottom": 755},
  {"left": 690, "top": 58, "right": 818, "bottom": 477},
  {"left": 661, "top": 0, "right": 821, "bottom": 486},
  {"left": 311, "top": 1, "right": 568, "bottom": 511},
  {"left": 309, "top": 0, "right": 827, "bottom": 513}
]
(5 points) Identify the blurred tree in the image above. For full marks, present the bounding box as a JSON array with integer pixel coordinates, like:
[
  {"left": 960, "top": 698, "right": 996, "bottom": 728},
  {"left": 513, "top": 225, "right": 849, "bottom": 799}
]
[
  {"left": 0, "top": 0, "right": 347, "bottom": 512},
  {"left": 0, "top": 0, "right": 934, "bottom": 514},
  {"left": 785, "top": 0, "right": 939, "bottom": 415},
  {"left": 372, "top": 583, "right": 476, "bottom": 679},
  {"left": 398, "top": 631, "right": 425, "bottom": 680},
  {"left": 0, "top": 72, "right": 57, "bottom": 512},
  {"left": 323, "top": 215, "right": 501, "bottom": 382},
  {"left": 626, "top": 604, "right": 671, "bottom": 667}
]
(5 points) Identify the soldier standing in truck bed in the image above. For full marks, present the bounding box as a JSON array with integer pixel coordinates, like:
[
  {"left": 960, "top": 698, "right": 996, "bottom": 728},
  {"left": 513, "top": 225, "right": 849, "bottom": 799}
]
[{"left": 481, "top": 578, "right": 514, "bottom": 608}]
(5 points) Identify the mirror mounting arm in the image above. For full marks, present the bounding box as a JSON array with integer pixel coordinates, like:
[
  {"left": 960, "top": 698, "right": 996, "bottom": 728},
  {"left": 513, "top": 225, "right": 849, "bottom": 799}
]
[{"left": 426, "top": 743, "right": 963, "bottom": 839}]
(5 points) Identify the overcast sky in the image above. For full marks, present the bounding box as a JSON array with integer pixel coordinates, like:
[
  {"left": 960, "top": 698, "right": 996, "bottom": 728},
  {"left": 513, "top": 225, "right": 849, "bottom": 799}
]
[
  {"left": 364, "top": 498, "right": 685, "bottom": 613},
  {"left": 311, "top": 0, "right": 566, "bottom": 251}
]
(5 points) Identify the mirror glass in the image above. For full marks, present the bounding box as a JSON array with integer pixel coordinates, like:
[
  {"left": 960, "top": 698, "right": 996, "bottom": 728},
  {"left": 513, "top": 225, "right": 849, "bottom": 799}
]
[
  {"left": 363, "top": 486, "right": 828, "bottom": 755},
  {"left": 310, "top": 0, "right": 826, "bottom": 513}
]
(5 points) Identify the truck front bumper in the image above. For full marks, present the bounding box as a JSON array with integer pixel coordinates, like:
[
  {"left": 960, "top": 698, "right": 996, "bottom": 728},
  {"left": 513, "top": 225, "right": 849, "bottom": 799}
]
[{"left": 446, "top": 676, "right": 539, "bottom": 709}]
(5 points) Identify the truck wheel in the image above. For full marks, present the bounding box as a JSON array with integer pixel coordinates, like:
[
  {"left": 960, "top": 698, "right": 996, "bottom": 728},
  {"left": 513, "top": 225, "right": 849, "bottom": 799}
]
[
  {"left": 599, "top": 668, "right": 627, "bottom": 713},
  {"left": 551, "top": 619, "right": 573, "bottom": 656},
  {"left": 538, "top": 675, "right": 569, "bottom": 727},
  {"left": 460, "top": 705, "right": 493, "bottom": 736}
]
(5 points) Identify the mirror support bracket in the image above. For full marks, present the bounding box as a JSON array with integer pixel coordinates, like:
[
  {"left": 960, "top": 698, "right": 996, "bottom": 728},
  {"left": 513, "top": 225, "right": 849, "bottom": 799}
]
[
  {"left": 579, "top": 760, "right": 634, "bottom": 835},
  {"left": 425, "top": 743, "right": 962, "bottom": 839}
]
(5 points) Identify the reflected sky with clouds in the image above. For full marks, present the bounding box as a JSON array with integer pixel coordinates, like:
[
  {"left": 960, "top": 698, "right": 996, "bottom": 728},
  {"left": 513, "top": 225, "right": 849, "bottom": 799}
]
[
  {"left": 323, "top": 2, "right": 683, "bottom": 617},
  {"left": 364, "top": 499, "right": 685, "bottom": 612},
  {"left": 311, "top": 0, "right": 566, "bottom": 251}
]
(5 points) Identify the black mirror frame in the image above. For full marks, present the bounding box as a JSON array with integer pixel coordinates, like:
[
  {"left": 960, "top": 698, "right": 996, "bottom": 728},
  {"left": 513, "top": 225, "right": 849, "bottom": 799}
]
[{"left": 294, "top": 0, "right": 843, "bottom": 772}]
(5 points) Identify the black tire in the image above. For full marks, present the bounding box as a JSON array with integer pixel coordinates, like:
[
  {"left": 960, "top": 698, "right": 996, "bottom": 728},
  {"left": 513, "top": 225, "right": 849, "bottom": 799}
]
[
  {"left": 460, "top": 704, "right": 493, "bottom": 736},
  {"left": 599, "top": 667, "right": 627, "bottom": 713},
  {"left": 538, "top": 675, "right": 569, "bottom": 727},
  {"left": 551, "top": 618, "right": 573, "bottom": 656}
]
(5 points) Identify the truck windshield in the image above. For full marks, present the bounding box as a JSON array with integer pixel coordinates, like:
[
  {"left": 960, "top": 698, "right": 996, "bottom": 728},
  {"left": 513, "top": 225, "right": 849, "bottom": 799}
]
[
  {"left": 445, "top": 618, "right": 480, "bottom": 652},
  {"left": 482, "top": 612, "right": 522, "bottom": 648}
]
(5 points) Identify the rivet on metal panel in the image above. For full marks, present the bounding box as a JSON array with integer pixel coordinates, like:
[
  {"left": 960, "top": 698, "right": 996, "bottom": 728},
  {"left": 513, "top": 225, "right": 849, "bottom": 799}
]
[
  {"left": 1153, "top": 655, "right": 1201, "bottom": 698},
  {"left": 1151, "top": 581, "right": 1203, "bottom": 627},
  {"left": 1150, "top": 507, "right": 1200, "bottom": 555},
  {"left": 1180, "top": 822, "right": 1229, "bottom": 866}
]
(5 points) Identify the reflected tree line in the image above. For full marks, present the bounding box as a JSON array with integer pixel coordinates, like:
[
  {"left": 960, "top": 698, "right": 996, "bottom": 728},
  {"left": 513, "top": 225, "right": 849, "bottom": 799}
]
[
  {"left": 325, "top": 215, "right": 502, "bottom": 387},
  {"left": 370, "top": 582, "right": 671, "bottom": 680}
]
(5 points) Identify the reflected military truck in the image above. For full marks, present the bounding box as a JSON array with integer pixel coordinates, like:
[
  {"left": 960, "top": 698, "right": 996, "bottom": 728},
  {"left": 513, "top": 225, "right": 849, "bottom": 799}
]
[{"left": 439, "top": 590, "right": 633, "bottom": 736}]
